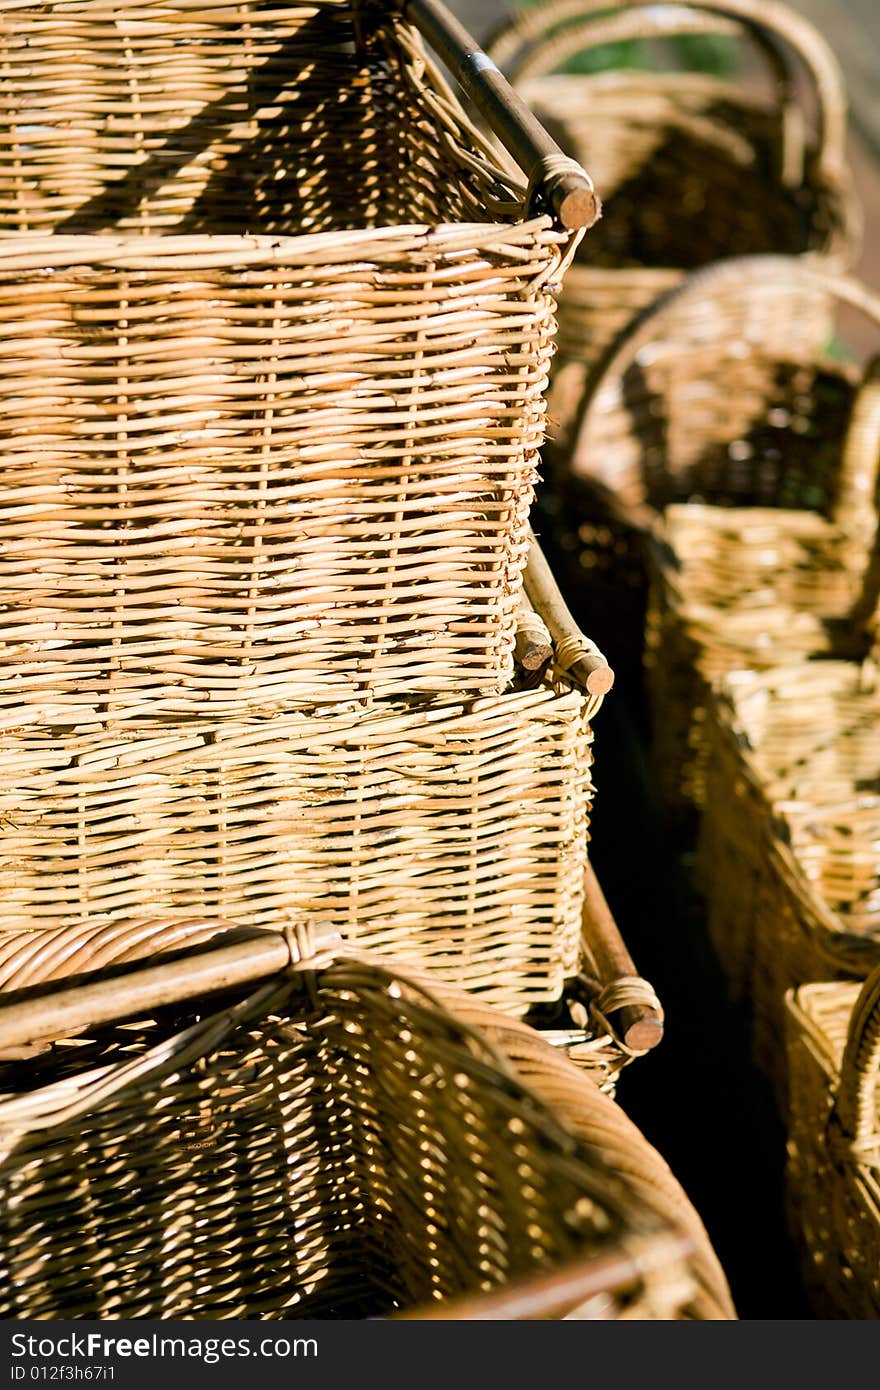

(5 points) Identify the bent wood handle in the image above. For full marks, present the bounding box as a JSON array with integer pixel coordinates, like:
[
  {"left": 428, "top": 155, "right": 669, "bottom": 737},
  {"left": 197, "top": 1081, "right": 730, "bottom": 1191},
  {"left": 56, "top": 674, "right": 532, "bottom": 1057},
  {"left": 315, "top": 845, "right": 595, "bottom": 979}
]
[
  {"left": 401, "top": 0, "right": 600, "bottom": 230},
  {"left": 516, "top": 590, "right": 554, "bottom": 671},
  {"left": 525, "top": 530, "right": 614, "bottom": 695},
  {"left": 398, "top": 1230, "right": 693, "bottom": 1318},
  {"left": 832, "top": 966, "right": 880, "bottom": 1155},
  {"left": 582, "top": 859, "right": 664, "bottom": 1052},
  {"left": 0, "top": 928, "right": 341, "bottom": 1053}
]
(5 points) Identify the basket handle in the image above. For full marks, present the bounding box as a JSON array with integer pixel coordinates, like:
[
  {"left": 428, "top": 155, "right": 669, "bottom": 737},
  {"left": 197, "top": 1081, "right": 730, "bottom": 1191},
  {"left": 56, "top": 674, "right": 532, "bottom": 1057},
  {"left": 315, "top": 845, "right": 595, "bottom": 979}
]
[
  {"left": 568, "top": 255, "right": 880, "bottom": 489},
  {"left": 832, "top": 355, "right": 880, "bottom": 537},
  {"left": 515, "top": 590, "right": 554, "bottom": 671},
  {"left": 398, "top": 1229, "right": 693, "bottom": 1318},
  {"left": 524, "top": 530, "right": 615, "bottom": 695},
  {"left": 829, "top": 966, "right": 880, "bottom": 1164},
  {"left": 398, "top": 0, "right": 599, "bottom": 229},
  {"left": 487, "top": 4, "right": 807, "bottom": 190},
  {"left": 0, "top": 922, "right": 343, "bottom": 1054},
  {"left": 580, "top": 860, "right": 665, "bottom": 1052},
  {"left": 485, "top": 0, "right": 849, "bottom": 184}
]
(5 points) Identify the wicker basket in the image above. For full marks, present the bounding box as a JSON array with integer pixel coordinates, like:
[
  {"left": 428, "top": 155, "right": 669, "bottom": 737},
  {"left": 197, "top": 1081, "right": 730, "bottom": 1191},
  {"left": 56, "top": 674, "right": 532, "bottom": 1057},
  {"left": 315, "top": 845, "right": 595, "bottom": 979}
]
[
  {"left": 633, "top": 261, "right": 880, "bottom": 818},
  {"left": 0, "top": 547, "right": 650, "bottom": 1034},
  {"left": 0, "top": 926, "right": 734, "bottom": 1319},
  {"left": 488, "top": 0, "right": 859, "bottom": 369},
  {"left": 0, "top": 0, "right": 600, "bottom": 721},
  {"left": 487, "top": 0, "right": 860, "bottom": 659},
  {"left": 696, "top": 659, "right": 880, "bottom": 1103},
  {"left": 786, "top": 971, "right": 880, "bottom": 1317}
]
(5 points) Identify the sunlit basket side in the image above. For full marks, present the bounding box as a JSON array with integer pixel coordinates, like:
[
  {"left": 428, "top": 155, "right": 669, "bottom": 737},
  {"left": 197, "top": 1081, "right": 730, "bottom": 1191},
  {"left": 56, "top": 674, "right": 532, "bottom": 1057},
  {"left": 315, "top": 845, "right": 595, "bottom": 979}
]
[
  {"left": 0, "top": 927, "right": 733, "bottom": 1319},
  {"left": 697, "top": 658, "right": 880, "bottom": 1102},
  {"left": 0, "top": 542, "right": 632, "bottom": 1027},
  {"left": 0, "top": 0, "right": 598, "bottom": 720},
  {"left": 785, "top": 972, "right": 880, "bottom": 1317},
  {"left": 635, "top": 262, "right": 880, "bottom": 820}
]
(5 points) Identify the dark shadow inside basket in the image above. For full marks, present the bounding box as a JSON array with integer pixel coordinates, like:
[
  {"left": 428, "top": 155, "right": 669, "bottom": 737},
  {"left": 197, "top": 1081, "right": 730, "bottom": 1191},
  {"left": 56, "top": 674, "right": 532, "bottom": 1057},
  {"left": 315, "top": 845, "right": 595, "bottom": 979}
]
[
  {"left": 536, "top": 78, "right": 841, "bottom": 271},
  {"left": 0, "top": 972, "right": 639, "bottom": 1320},
  {"left": 1, "top": 4, "right": 511, "bottom": 237}
]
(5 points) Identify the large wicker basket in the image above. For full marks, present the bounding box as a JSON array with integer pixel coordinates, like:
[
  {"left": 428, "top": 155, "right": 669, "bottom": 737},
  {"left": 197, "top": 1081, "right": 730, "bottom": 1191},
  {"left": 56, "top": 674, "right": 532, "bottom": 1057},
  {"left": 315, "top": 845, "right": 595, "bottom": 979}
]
[
  {"left": 488, "top": 0, "right": 859, "bottom": 394},
  {"left": 697, "top": 657, "right": 880, "bottom": 1102},
  {"left": 0, "top": 0, "right": 599, "bottom": 721},
  {"left": 0, "top": 545, "right": 648, "bottom": 1036},
  {"left": 0, "top": 925, "right": 734, "bottom": 1319},
  {"left": 633, "top": 260, "right": 880, "bottom": 819},
  {"left": 487, "top": 0, "right": 860, "bottom": 660},
  {"left": 786, "top": 971, "right": 880, "bottom": 1317}
]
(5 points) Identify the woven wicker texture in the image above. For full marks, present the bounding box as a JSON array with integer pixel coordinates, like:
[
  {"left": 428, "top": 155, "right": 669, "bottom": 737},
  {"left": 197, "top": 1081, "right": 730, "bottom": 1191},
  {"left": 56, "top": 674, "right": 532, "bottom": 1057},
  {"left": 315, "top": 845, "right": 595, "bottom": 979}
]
[
  {"left": 488, "top": 0, "right": 858, "bottom": 375},
  {"left": 696, "top": 661, "right": 880, "bottom": 1101},
  {"left": 785, "top": 975, "right": 880, "bottom": 1317},
  {"left": 0, "top": 651, "right": 599, "bottom": 1015},
  {"left": 0, "top": 943, "right": 735, "bottom": 1319},
  {"left": 633, "top": 261, "right": 880, "bottom": 817},
  {"left": 488, "top": 0, "right": 861, "bottom": 641},
  {"left": 0, "top": 914, "right": 643, "bottom": 1094},
  {"left": 0, "top": 0, "right": 584, "bottom": 718},
  {"left": 536, "top": 260, "right": 856, "bottom": 682}
]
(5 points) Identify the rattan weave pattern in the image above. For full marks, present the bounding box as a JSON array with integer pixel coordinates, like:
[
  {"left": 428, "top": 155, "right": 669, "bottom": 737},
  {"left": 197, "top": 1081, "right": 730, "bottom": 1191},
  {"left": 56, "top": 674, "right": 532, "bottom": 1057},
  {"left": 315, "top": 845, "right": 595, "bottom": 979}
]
[
  {"left": 0, "top": 664, "right": 595, "bottom": 1015},
  {"left": 0, "top": 0, "right": 579, "bottom": 717},
  {"left": 637, "top": 264, "right": 880, "bottom": 818},
  {"left": 696, "top": 661, "right": 880, "bottom": 1100},
  {"left": 0, "top": 947, "right": 734, "bottom": 1319},
  {"left": 786, "top": 975, "right": 880, "bottom": 1317},
  {"left": 486, "top": 0, "right": 862, "bottom": 596}
]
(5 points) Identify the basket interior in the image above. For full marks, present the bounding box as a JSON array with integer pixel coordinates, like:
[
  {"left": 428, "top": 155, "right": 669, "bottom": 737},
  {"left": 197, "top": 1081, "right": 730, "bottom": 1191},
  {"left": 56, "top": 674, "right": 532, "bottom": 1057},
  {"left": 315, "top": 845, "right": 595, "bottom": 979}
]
[
  {"left": 527, "top": 72, "right": 837, "bottom": 270},
  {"left": 0, "top": 965, "right": 646, "bottom": 1319},
  {"left": 587, "top": 354, "right": 857, "bottom": 516},
  {"left": 0, "top": 1, "right": 516, "bottom": 236}
]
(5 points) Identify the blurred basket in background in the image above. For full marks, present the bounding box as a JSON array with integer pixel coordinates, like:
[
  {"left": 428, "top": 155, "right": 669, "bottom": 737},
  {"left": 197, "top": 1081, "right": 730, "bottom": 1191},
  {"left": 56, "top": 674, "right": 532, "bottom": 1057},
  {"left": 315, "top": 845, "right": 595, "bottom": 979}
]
[
  {"left": 0, "top": 0, "right": 600, "bottom": 721},
  {"left": 486, "top": 0, "right": 861, "bottom": 680},
  {"left": 0, "top": 925, "right": 733, "bottom": 1319},
  {"left": 634, "top": 259, "right": 880, "bottom": 819},
  {"left": 488, "top": 0, "right": 859, "bottom": 379},
  {"left": 786, "top": 970, "right": 880, "bottom": 1317},
  {"left": 696, "top": 653, "right": 880, "bottom": 1100}
]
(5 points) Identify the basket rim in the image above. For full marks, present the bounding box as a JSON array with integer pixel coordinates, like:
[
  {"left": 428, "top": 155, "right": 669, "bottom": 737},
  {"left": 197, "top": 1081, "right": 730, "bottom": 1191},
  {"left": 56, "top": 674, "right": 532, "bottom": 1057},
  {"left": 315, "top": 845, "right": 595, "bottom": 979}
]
[{"left": 0, "top": 219, "right": 564, "bottom": 271}]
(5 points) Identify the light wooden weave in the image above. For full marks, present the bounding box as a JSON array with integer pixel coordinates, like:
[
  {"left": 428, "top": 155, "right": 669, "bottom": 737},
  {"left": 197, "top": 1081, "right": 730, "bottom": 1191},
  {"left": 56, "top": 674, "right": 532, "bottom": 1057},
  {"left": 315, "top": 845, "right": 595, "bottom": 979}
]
[
  {"left": 786, "top": 973, "right": 880, "bottom": 1317},
  {"left": 487, "top": 0, "right": 860, "bottom": 671},
  {"left": 0, "top": 931, "right": 734, "bottom": 1319},
  {"left": 696, "top": 660, "right": 880, "bottom": 1102},
  {"left": 640, "top": 264, "right": 880, "bottom": 819},
  {"left": 0, "top": 0, "right": 586, "bottom": 717},
  {"left": 0, "top": 648, "right": 600, "bottom": 1017}
]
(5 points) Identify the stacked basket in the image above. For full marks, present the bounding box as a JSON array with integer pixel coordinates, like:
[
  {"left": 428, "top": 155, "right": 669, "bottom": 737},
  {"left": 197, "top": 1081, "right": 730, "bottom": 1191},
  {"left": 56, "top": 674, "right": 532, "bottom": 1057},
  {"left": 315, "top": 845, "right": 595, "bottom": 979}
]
[
  {"left": 0, "top": 0, "right": 699, "bottom": 1319},
  {"left": 0, "top": 0, "right": 636, "bottom": 1018},
  {"left": 0, "top": 920, "right": 733, "bottom": 1319}
]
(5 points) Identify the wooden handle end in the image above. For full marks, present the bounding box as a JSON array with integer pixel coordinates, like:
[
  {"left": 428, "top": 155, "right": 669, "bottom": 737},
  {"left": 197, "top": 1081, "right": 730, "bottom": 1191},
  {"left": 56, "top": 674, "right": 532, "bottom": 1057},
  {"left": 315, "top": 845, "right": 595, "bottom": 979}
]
[
  {"left": 556, "top": 183, "right": 601, "bottom": 232},
  {"left": 621, "top": 1011, "right": 665, "bottom": 1052},
  {"left": 585, "top": 664, "right": 615, "bottom": 696}
]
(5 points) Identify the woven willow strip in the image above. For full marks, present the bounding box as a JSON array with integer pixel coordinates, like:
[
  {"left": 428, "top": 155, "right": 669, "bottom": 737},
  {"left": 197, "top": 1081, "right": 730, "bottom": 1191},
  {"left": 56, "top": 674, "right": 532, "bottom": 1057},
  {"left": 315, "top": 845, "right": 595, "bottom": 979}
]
[
  {"left": 0, "top": 666, "right": 594, "bottom": 1015},
  {"left": 785, "top": 977, "right": 880, "bottom": 1317},
  {"left": 697, "top": 661, "right": 880, "bottom": 1102},
  {"left": 0, "top": 1, "right": 579, "bottom": 716},
  {"left": 0, "top": 951, "right": 735, "bottom": 1319}
]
